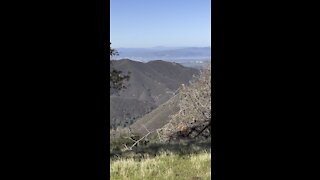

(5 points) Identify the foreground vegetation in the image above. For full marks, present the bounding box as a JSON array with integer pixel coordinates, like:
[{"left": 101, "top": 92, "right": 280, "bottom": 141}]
[{"left": 110, "top": 150, "right": 211, "bottom": 180}]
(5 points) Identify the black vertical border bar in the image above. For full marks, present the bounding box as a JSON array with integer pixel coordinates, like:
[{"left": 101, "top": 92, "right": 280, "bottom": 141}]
[
  {"left": 212, "top": 0, "right": 225, "bottom": 179},
  {"left": 106, "top": 0, "right": 111, "bottom": 178}
]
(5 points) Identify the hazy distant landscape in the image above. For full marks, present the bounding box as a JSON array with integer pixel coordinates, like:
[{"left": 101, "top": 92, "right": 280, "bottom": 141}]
[
  {"left": 113, "top": 47, "right": 211, "bottom": 69},
  {"left": 115, "top": 46, "right": 210, "bottom": 60}
]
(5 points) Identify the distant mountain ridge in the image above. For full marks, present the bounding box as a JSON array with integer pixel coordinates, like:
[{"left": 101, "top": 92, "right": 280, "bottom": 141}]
[{"left": 114, "top": 47, "right": 211, "bottom": 62}]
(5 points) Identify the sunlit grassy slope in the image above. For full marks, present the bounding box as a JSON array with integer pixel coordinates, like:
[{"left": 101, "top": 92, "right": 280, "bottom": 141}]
[{"left": 110, "top": 150, "right": 211, "bottom": 180}]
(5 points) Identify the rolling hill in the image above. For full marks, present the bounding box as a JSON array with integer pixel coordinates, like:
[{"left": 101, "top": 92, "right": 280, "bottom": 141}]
[{"left": 110, "top": 59, "right": 198, "bottom": 129}]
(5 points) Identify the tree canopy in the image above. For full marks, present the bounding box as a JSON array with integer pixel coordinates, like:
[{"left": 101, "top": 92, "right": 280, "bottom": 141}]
[
  {"left": 110, "top": 43, "right": 119, "bottom": 57},
  {"left": 110, "top": 43, "right": 129, "bottom": 90},
  {"left": 159, "top": 64, "right": 211, "bottom": 141}
]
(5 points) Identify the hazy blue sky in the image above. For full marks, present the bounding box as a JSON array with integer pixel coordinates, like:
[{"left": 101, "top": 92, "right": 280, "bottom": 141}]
[{"left": 110, "top": 0, "right": 211, "bottom": 48}]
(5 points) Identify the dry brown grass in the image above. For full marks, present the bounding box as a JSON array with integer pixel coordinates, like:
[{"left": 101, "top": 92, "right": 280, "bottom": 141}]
[{"left": 110, "top": 150, "right": 211, "bottom": 180}]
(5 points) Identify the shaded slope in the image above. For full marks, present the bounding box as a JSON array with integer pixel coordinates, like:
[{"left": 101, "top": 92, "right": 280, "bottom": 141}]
[
  {"left": 110, "top": 59, "right": 198, "bottom": 128},
  {"left": 130, "top": 94, "right": 180, "bottom": 135}
]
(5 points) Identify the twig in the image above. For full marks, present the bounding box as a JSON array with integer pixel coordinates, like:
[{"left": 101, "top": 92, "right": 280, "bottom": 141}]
[
  {"left": 156, "top": 129, "right": 163, "bottom": 142},
  {"left": 129, "top": 130, "right": 153, "bottom": 149},
  {"left": 142, "top": 125, "right": 151, "bottom": 133},
  {"left": 122, "top": 125, "right": 155, "bottom": 151}
]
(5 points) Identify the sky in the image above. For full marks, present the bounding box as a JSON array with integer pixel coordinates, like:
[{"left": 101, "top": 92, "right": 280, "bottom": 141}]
[{"left": 110, "top": 0, "right": 211, "bottom": 48}]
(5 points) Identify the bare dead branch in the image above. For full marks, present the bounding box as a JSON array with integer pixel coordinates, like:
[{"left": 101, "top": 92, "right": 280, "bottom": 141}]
[
  {"left": 121, "top": 125, "right": 155, "bottom": 151},
  {"left": 129, "top": 131, "right": 152, "bottom": 149},
  {"left": 158, "top": 64, "right": 212, "bottom": 142},
  {"left": 142, "top": 125, "right": 151, "bottom": 133}
]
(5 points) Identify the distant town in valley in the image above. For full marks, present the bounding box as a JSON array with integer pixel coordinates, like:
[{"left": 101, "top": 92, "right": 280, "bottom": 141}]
[{"left": 111, "top": 46, "right": 211, "bottom": 68}]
